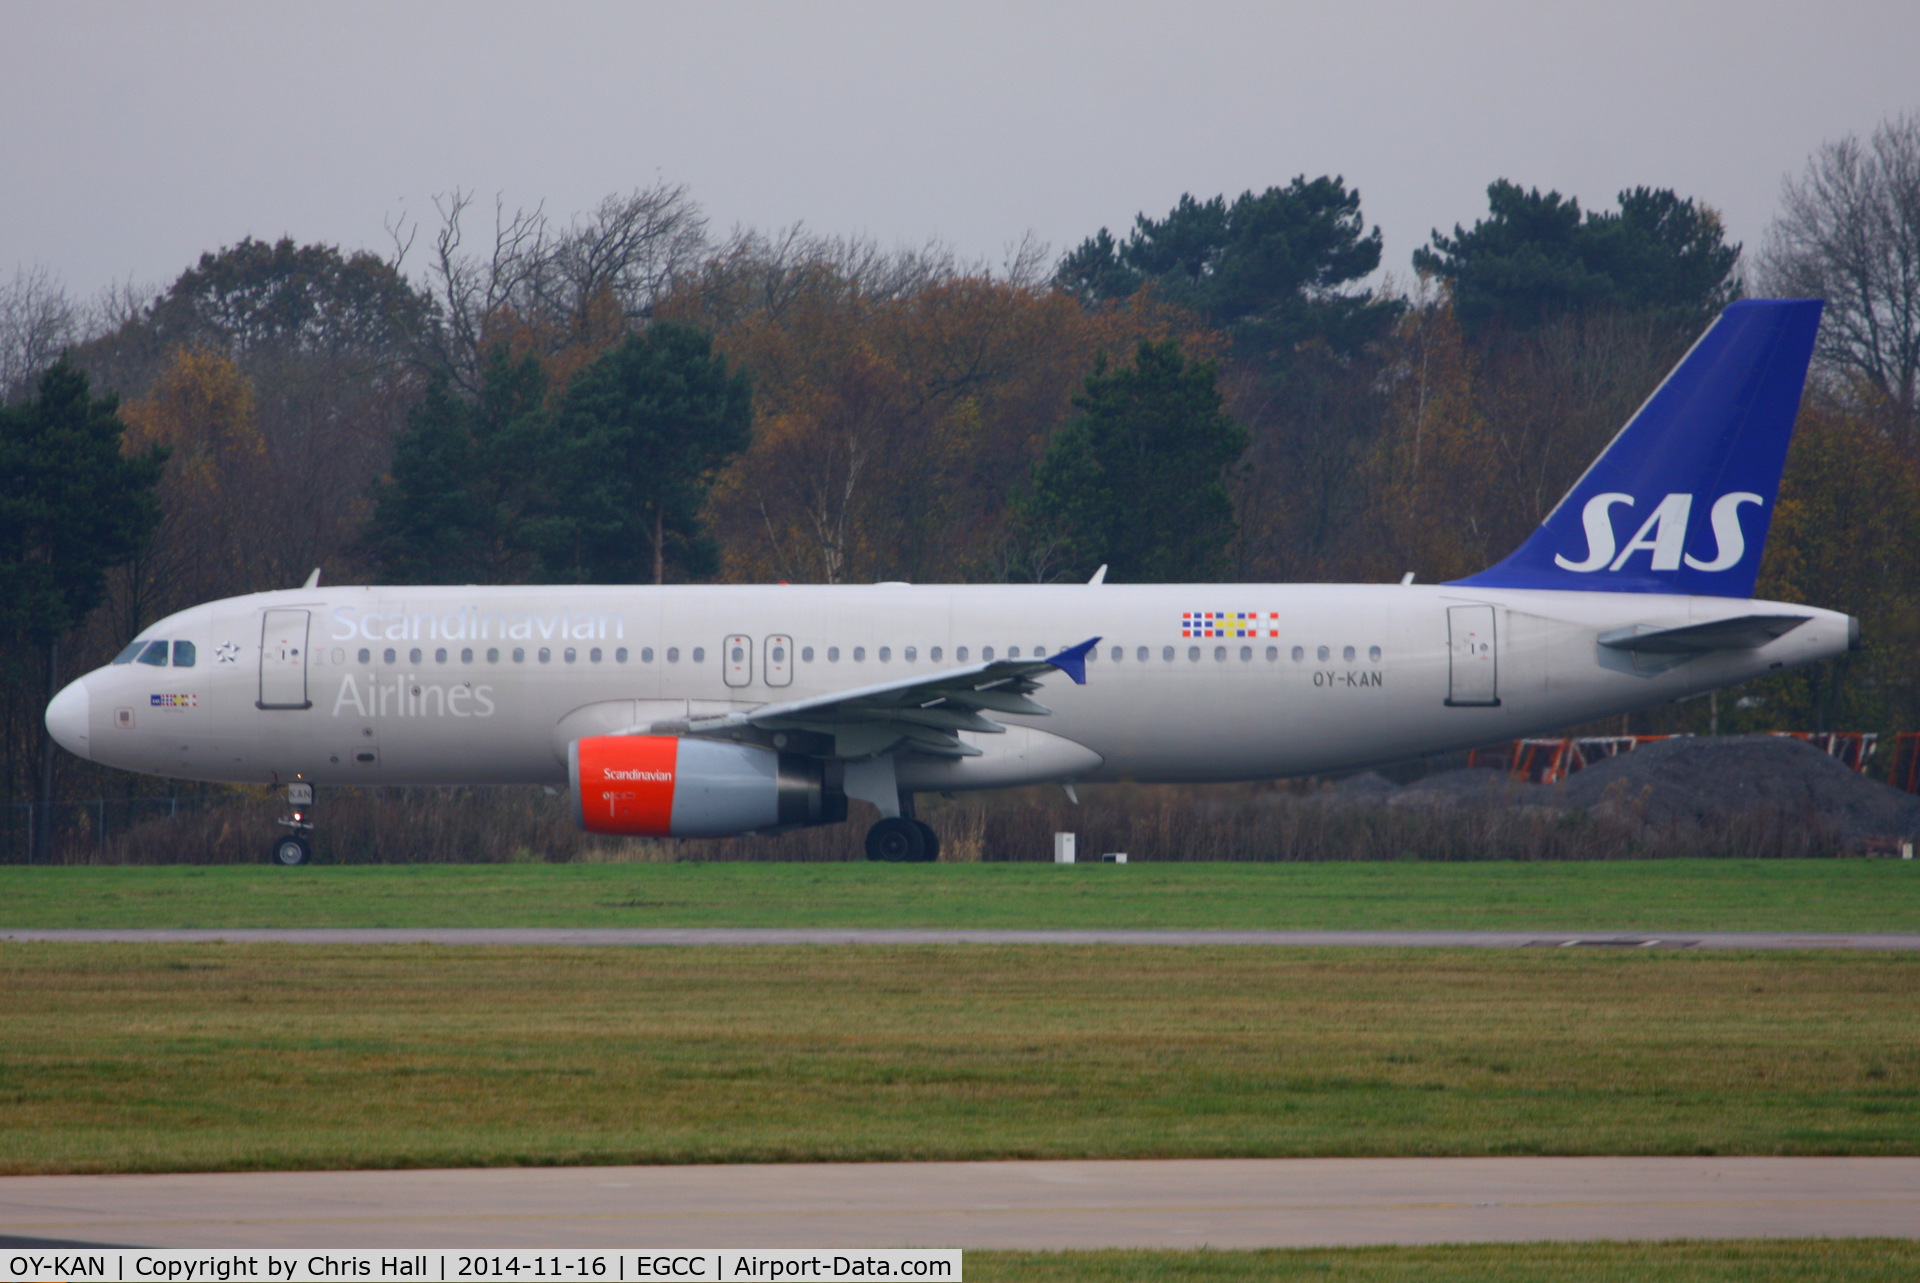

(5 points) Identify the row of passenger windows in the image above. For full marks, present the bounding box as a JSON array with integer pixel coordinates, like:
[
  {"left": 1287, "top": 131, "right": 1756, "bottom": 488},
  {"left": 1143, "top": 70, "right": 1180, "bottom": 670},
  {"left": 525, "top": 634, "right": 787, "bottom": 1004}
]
[
  {"left": 1098, "top": 644, "right": 1384, "bottom": 663},
  {"left": 320, "top": 641, "right": 1386, "bottom": 667},
  {"left": 324, "top": 646, "right": 646, "bottom": 666},
  {"left": 111, "top": 640, "right": 195, "bottom": 668}
]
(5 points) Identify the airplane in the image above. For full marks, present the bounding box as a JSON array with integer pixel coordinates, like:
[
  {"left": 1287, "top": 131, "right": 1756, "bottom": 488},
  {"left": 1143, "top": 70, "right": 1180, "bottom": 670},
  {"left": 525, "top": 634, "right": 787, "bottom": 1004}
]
[{"left": 45, "top": 298, "right": 1853, "bottom": 866}]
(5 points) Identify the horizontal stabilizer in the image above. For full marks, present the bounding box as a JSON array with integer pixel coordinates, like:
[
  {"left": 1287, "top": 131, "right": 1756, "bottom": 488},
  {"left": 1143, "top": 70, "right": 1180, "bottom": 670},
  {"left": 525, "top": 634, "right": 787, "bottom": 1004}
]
[{"left": 1597, "top": 614, "right": 1810, "bottom": 654}]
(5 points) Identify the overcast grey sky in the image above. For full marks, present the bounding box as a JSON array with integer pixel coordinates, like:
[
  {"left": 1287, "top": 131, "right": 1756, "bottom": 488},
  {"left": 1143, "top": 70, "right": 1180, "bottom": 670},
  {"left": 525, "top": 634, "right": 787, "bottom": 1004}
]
[{"left": 6, "top": 1, "right": 1918, "bottom": 301}]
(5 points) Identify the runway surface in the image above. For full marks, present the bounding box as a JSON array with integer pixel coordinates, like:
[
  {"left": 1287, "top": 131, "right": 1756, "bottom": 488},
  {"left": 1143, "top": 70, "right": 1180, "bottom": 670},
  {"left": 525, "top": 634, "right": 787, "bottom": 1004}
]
[
  {"left": 3, "top": 1159, "right": 1916, "bottom": 1249},
  {"left": 4, "top": 927, "right": 1919, "bottom": 948}
]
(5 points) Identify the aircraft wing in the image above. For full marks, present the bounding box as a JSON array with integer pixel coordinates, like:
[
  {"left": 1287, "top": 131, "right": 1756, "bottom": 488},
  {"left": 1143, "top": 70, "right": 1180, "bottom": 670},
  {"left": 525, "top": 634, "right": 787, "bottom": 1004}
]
[
  {"left": 1597, "top": 613, "right": 1811, "bottom": 655},
  {"left": 645, "top": 637, "right": 1100, "bottom": 759}
]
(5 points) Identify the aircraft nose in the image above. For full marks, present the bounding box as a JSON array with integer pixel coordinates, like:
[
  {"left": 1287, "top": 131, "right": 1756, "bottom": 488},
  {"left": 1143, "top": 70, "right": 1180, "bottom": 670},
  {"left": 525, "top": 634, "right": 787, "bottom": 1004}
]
[{"left": 45, "top": 678, "right": 91, "bottom": 760}]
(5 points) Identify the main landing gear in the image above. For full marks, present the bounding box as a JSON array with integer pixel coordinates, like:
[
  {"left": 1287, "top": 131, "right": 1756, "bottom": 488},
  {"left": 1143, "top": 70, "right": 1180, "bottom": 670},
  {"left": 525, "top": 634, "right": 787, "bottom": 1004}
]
[
  {"left": 865, "top": 793, "right": 939, "bottom": 863},
  {"left": 269, "top": 781, "right": 314, "bottom": 866}
]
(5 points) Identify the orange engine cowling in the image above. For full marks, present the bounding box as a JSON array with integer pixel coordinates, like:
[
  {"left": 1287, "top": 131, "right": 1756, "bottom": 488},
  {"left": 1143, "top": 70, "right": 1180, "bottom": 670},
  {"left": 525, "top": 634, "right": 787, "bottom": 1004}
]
[{"left": 569, "top": 735, "right": 845, "bottom": 837}]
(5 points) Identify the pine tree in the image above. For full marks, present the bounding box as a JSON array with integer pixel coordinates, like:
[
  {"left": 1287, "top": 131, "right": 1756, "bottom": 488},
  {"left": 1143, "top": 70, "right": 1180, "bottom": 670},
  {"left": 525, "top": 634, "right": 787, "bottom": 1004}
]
[{"left": 1024, "top": 341, "right": 1247, "bottom": 582}]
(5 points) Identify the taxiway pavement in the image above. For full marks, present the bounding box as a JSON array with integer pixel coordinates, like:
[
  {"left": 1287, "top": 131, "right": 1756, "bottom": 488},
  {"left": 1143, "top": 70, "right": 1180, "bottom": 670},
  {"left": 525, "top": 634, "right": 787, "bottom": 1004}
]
[
  {"left": 5, "top": 928, "right": 1919, "bottom": 949},
  {"left": 3, "top": 1158, "right": 1916, "bottom": 1249}
]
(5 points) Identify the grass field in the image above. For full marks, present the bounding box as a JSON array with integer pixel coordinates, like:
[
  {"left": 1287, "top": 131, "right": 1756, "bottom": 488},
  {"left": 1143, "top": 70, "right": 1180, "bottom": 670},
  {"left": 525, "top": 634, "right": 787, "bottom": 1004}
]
[
  {"left": 970, "top": 1240, "right": 1920, "bottom": 1281},
  {"left": 2, "top": 944, "right": 1914, "bottom": 1173},
  {"left": 4, "top": 859, "right": 1918, "bottom": 931}
]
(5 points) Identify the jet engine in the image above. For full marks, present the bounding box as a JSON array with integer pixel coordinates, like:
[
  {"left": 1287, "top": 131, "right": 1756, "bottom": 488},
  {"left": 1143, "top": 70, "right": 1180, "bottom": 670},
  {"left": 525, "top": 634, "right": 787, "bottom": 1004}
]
[{"left": 569, "top": 735, "right": 845, "bottom": 837}]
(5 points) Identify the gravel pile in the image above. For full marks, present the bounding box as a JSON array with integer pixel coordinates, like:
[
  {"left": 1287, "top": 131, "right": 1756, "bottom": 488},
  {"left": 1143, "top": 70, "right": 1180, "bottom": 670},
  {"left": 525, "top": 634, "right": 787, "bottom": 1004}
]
[
  {"left": 1552, "top": 735, "right": 1920, "bottom": 847},
  {"left": 1326, "top": 735, "right": 1920, "bottom": 848}
]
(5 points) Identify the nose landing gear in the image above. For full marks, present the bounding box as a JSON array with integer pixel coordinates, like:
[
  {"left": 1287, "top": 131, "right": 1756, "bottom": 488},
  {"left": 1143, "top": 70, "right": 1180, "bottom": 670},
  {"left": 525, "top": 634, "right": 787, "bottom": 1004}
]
[{"left": 270, "top": 781, "right": 314, "bottom": 866}]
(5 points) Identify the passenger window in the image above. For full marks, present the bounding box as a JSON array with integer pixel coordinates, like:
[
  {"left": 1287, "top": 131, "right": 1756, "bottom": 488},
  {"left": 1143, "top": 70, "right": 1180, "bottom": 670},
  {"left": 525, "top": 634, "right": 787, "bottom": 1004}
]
[
  {"left": 1370, "top": 646, "right": 1383, "bottom": 662},
  {"left": 1266, "top": 646, "right": 1278, "bottom": 661},
  {"left": 538, "top": 648, "right": 551, "bottom": 663},
  {"left": 878, "top": 646, "right": 891, "bottom": 662},
  {"left": 487, "top": 648, "right": 499, "bottom": 663},
  {"left": 904, "top": 646, "right": 917, "bottom": 662},
  {"left": 853, "top": 647, "right": 866, "bottom": 661},
  {"left": 461, "top": 648, "right": 473, "bottom": 663},
  {"left": 590, "top": 648, "right": 602, "bottom": 663},
  {"left": 929, "top": 646, "right": 941, "bottom": 661},
  {"left": 1240, "top": 646, "right": 1252, "bottom": 661},
  {"left": 828, "top": 647, "right": 840, "bottom": 662},
  {"left": 982, "top": 647, "right": 994, "bottom": 660},
  {"left": 384, "top": 648, "right": 398, "bottom": 664},
  {"left": 1292, "top": 646, "right": 1304, "bottom": 662},
  {"left": 112, "top": 641, "right": 145, "bottom": 665},
  {"left": 410, "top": 648, "right": 423, "bottom": 664},
  {"left": 956, "top": 647, "right": 968, "bottom": 661},
  {"left": 731, "top": 645, "right": 744, "bottom": 662},
  {"left": 1008, "top": 647, "right": 1020, "bottom": 658},
  {"left": 1110, "top": 646, "right": 1123, "bottom": 662},
  {"left": 692, "top": 647, "right": 705, "bottom": 662},
  {"left": 172, "top": 641, "right": 197, "bottom": 667},
  {"left": 1188, "top": 646, "right": 1201, "bottom": 662},
  {"left": 138, "top": 640, "right": 169, "bottom": 666},
  {"left": 564, "top": 647, "right": 576, "bottom": 663},
  {"left": 1317, "top": 646, "right": 1330, "bottom": 662},
  {"left": 1214, "top": 646, "right": 1226, "bottom": 661},
  {"left": 802, "top": 646, "right": 815, "bottom": 662},
  {"left": 667, "top": 647, "right": 679, "bottom": 662},
  {"left": 1162, "top": 646, "right": 1174, "bottom": 661},
  {"left": 618, "top": 648, "right": 630, "bottom": 663},
  {"left": 359, "top": 648, "right": 372, "bottom": 664},
  {"left": 1343, "top": 646, "right": 1356, "bottom": 662},
  {"left": 1034, "top": 645, "right": 1047, "bottom": 657},
  {"left": 1137, "top": 646, "right": 1149, "bottom": 662},
  {"left": 513, "top": 648, "right": 526, "bottom": 663},
  {"left": 435, "top": 648, "right": 447, "bottom": 663},
  {"left": 636, "top": 648, "right": 648, "bottom": 662}
]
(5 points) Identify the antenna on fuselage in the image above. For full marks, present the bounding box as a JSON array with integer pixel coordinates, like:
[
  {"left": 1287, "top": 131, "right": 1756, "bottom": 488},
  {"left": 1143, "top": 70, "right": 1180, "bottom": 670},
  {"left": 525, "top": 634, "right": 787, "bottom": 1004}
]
[
  {"left": 302, "top": 568, "right": 322, "bottom": 589},
  {"left": 1088, "top": 565, "right": 1108, "bottom": 585}
]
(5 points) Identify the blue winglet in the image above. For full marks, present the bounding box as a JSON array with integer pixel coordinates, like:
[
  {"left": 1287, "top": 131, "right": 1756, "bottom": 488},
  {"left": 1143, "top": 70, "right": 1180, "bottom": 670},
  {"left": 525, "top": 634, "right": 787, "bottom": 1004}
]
[{"left": 1049, "top": 637, "right": 1101, "bottom": 685}]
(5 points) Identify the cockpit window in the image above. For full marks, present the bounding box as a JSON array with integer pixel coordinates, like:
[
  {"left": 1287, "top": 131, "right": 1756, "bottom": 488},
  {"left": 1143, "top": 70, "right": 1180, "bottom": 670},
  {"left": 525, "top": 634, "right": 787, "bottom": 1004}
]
[
  {"left": 112, "top": 641, "right": 145, "bottom": 665},
  {"left": 137, "top": 640, "right": 170, "bottom": 666},
  {"left": 172, "top": 641, "right": 196, "bottom": 668}
]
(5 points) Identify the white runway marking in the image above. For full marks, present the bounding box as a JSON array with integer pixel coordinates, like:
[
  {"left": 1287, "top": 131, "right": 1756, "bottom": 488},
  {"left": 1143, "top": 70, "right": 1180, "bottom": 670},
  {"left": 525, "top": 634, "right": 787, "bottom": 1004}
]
[{"left": 2, "top": 1159, "right": 1916, "bottom": 1248}]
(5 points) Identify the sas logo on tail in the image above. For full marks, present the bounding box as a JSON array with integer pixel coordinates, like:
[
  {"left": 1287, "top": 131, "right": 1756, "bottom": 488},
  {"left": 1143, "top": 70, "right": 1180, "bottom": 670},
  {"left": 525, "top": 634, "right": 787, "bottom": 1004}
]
[{"left": 1556, "top": 492, "right": 1762, "bottom": 574}]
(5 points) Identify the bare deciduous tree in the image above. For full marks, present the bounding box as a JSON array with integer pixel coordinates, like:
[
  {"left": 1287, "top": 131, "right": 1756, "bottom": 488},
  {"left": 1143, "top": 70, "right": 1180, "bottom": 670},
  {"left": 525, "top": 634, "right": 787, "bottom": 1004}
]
[
  {"left": 1758, "top": 112, "right": 1920, "bottom": 445},
  {"left": 0, "top": 266, "right": 80, "bottom": 402},
  {"left": 410, "top": 184, "right": 708, "bottom": 390}
]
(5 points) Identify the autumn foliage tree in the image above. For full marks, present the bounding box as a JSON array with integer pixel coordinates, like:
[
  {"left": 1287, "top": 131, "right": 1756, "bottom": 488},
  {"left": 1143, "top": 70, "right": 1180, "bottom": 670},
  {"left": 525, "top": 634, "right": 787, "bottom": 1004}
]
[
  {"left": 116, "top": 347, "right": 267, "bottom": 630},
  {"left": 663, "top": 234, "right": 1214, "bottom": 584}
]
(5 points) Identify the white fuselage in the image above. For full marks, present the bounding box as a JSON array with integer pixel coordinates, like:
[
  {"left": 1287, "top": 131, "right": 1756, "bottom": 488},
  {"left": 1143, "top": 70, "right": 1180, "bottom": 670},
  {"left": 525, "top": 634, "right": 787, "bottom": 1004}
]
[{"left": 51, "top": 582, "right": 1854, "bottom": 791}]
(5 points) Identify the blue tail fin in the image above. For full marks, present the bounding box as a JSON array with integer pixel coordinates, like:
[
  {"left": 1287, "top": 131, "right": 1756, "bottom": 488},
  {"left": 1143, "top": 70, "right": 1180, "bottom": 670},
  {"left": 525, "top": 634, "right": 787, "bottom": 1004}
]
[{"left": 1450, "top": 299, "right": 1823, "bottom": 598}]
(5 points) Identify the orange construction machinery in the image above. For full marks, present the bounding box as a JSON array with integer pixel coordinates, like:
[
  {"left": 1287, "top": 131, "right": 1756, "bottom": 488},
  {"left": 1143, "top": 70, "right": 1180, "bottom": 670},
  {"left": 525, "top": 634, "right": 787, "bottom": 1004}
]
[
  {"left": 1469, "top": 735, "right": 1680, "bottom": 785},
  {"left": 1470, "top": 731, "right": 1881, "bottom": 786},
  {"left": 1890, "top": 733, "right": 1920, "bottom": 794}
]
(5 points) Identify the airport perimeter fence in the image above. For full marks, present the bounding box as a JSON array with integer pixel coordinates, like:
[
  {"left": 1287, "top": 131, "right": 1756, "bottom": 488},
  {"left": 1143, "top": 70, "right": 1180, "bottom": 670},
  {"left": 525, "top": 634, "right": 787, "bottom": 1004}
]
[
  {"left": 1, "top": 794, "right": 237, "bottom": 865},
  {"left": 0, "top": 774, "right": 1869, "bottom": 865}
]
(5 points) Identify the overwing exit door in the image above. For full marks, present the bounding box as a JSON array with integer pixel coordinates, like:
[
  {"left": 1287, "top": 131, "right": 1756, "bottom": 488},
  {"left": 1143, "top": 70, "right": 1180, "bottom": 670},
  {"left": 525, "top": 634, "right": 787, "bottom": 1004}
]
[
  {"left": 764, "top": 634, "right": 793, "bottom": 687},
  {"left": 723, "top": 634, "right": 752, "bottom": 687},
  {"left": 1445, "top": 604, "right": 1500, "bottom": 707},
  {"left": 258, "top": 609, "right": 313, "bottom": 709}
]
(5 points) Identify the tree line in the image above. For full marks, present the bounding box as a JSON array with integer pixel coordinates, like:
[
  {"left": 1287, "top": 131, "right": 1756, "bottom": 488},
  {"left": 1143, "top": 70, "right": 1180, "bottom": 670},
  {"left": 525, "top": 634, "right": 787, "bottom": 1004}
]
[{"left": 5, "top": 112, "right": 1920, "bottom": 858}]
